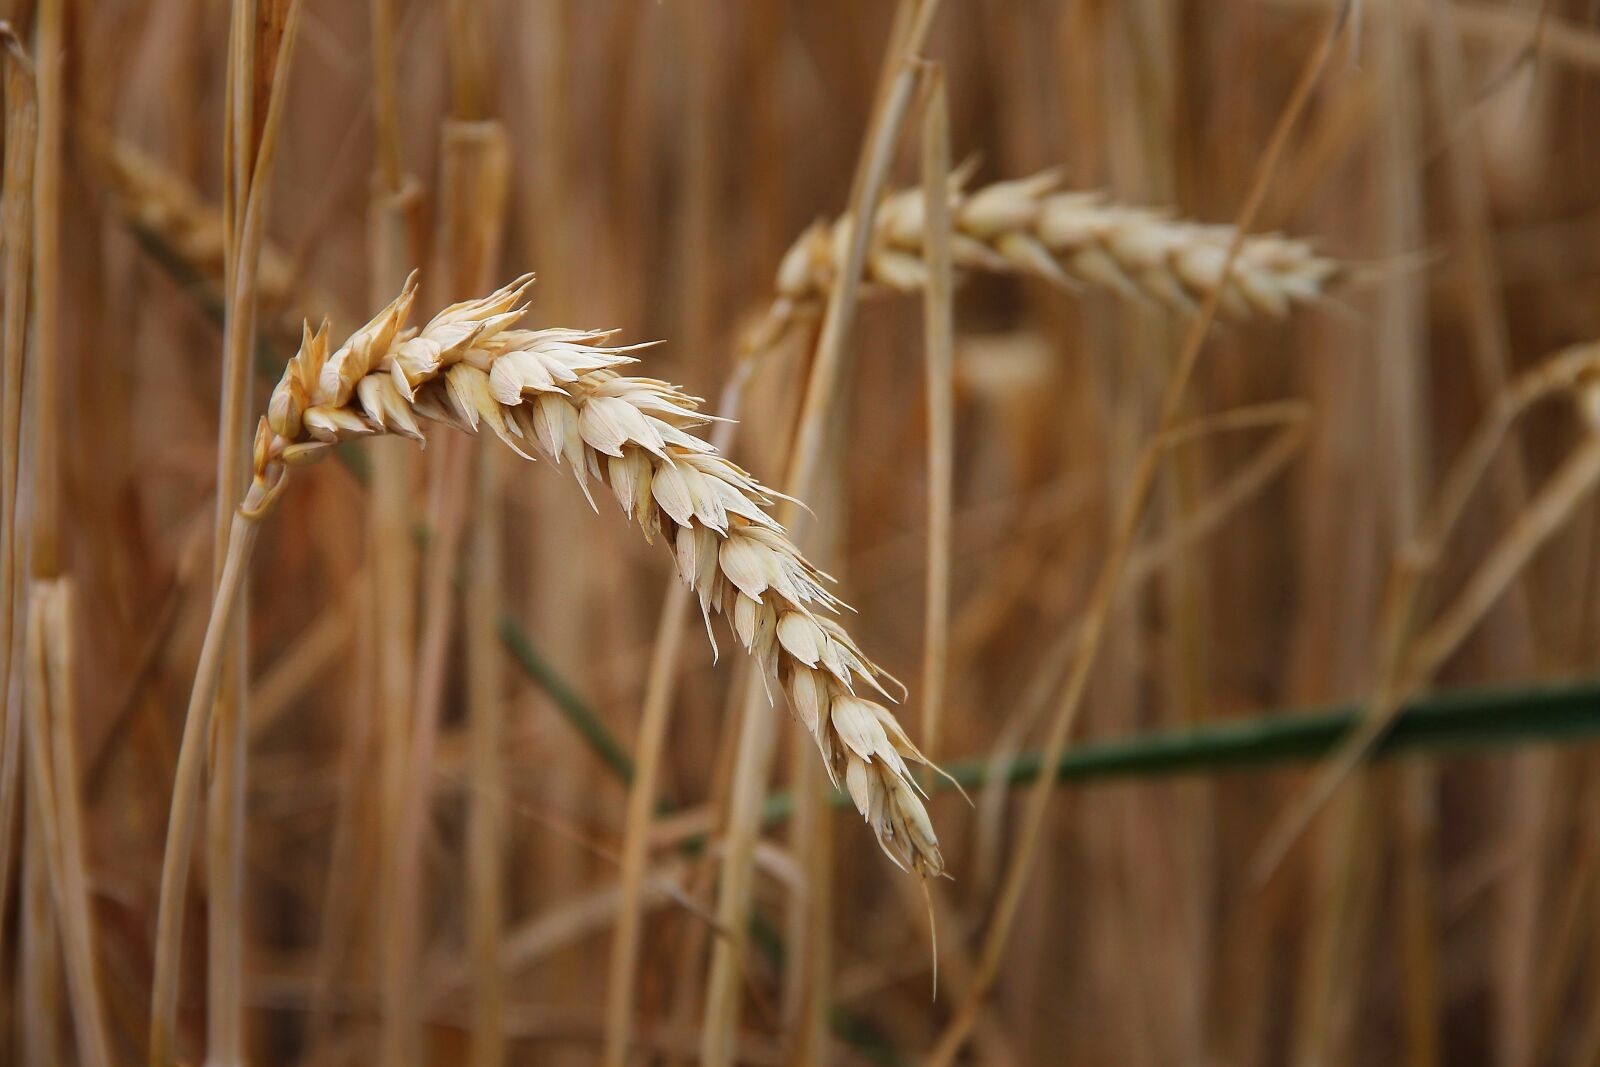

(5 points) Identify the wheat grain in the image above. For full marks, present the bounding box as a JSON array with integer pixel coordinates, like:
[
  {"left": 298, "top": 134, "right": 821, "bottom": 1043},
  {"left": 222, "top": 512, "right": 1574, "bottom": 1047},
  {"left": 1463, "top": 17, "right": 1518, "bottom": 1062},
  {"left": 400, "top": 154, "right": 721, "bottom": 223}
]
[
  {"left": 253, "top": 273, "right": 944, "bottom": 876},
  {"left": 760, "top": 168, "right": 1339, "bottom": 340}
]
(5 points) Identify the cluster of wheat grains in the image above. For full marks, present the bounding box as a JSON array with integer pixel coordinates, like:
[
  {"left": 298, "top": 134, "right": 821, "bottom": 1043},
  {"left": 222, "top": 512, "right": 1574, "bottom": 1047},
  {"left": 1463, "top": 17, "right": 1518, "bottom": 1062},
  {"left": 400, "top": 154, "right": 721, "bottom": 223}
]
[
  {"left": 745, "top": 168, "right": 1342, "bottom": 352},
  {"left": 253, "top": 271, "right": 945, "bottom": 874}
]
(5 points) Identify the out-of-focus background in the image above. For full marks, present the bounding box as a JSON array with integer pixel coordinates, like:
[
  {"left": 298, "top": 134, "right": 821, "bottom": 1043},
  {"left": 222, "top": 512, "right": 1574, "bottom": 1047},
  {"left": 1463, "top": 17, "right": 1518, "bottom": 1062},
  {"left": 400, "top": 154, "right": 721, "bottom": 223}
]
[{"left": 6, "top": 0, "right": 1600, "bottom": 1064}]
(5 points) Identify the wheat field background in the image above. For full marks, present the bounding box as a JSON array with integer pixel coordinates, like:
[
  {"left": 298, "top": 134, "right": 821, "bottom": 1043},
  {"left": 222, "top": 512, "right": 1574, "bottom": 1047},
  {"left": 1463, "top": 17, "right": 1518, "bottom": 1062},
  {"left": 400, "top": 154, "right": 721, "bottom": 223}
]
[{"left": 3, "top": 1, "right": 1600, "bottom": 1065}]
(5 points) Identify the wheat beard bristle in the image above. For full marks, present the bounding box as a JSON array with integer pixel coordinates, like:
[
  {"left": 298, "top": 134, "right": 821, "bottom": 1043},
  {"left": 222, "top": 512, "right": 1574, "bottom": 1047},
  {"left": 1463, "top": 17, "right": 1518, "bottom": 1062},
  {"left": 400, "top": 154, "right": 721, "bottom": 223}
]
[
  {"left": 773, "top": 168, "right": 1341, "bottom": 320},
  {"left": 251, "top": 271, "right": 946, "bottom": 877}
]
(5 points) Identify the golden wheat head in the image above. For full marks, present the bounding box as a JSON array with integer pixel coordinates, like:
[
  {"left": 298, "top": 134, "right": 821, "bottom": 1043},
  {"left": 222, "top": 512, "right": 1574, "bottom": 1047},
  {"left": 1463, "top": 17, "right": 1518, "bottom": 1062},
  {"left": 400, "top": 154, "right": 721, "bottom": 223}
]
[
  {"left": 774, "top": 168, "right": 1341, "bottom": 320},
  {"left": 251, "top": 273, "right": 944, "bottom": 876}
]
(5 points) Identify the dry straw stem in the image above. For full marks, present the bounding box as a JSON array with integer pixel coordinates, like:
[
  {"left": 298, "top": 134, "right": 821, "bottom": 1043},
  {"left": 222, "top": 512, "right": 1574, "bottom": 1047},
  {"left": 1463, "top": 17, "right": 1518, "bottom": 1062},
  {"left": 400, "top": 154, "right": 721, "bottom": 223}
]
[
  {"left": 210, "top": 3, "right": 304, "bottom": 1063},
  {"left": 22, "top": 582, "right": 113, "bottom": 1067},
  {"left": 148, "top": 5, "right": 304, "bottom": 1061},
  {"left": 21, "top": 810, "right": 58, "bottom": 1067},
  {"left": 602, "top": 368, "right": 748, "bottom": 1067},
  {"left": 366, "top": 0, "right": 424, "bottom": 1059},
  {"left": 702, "top": 2, "right": 943, "bottom": 1061},
  {"left": 442, "top": 114, "right": 513, "bottom": 1067},
  {"left": 0, "top": 21, "right": 37, "bottom": 965},
  {"left": 926, "top": 8, "right": 1351, "bottom": 1062},
  {"left": 919, "top": 68, "right": 955, "bottom": 763},
  {"left": 1254, "top": 346, "right": 1600, "bottom": 879},
  {"left": 30, "top": 0, "right": 64, "bottom": 580},
  {"left": 149, "top": 494, "right": 262, "bottom": 1067}
]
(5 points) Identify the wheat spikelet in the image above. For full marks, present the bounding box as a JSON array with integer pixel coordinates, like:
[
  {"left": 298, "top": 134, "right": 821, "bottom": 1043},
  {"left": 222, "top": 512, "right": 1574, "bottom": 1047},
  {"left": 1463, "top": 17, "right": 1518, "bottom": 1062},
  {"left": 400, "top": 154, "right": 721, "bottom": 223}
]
[
  {"left": 252, "top": 272, "right": 944, "bottom": 876},
  {"left": 768, "top": 168, "right": 1340, "bottom": 327}
]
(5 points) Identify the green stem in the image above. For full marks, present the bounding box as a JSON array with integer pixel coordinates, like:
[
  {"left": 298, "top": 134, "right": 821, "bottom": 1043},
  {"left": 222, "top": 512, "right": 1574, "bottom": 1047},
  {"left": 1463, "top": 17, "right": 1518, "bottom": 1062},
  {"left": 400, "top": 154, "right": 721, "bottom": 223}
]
[
  {"left": 757, "top": 676, "right": 1600, "bottom": 823},
  {"left": 495, "top": 615, "right": 636, "bottom": 786}
]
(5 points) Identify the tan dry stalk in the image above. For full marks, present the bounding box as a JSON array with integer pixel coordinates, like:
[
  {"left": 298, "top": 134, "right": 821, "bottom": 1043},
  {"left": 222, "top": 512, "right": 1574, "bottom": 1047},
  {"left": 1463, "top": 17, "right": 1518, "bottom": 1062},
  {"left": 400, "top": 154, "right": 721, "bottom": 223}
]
[
  {"left": 745, "top": 164, "right": 1342, "bottom": 361},
  {"left": 925, "top": 11, "right": 1351, "bottom": 1062},
  {"left": 1372, "top": 7, "right": 1438, "bottom": 1061},
  {"left": 385, "top": 427, "right": 470, "bottom": 1067},
  {"left": 602, "top": 369, "right": 749, "bottom": 1067},
  {"left": 443, "top": 115, "right": 513, "bottom": 1067},
  {"left": 22, "top": 581, "right": 113, "bottom": 1067},
  {"left": 204, "top": 4, "right": 304, "bottom": 1062},
  {"left": 302, "top": 574, "right": 374, "bottom": 1058},
  {"left": 919, "top": 69, "right": 955, "bottom": 763},
  {"left": 1423, "top": 12, "right": 1543, "bottom": 1058},
  {"left": 366, "top": 0, "right": 424, "bottom": 1059},
  {"left": 0, "top": 22, "right": 37, "bottom": 967},
  {"left": 30, "top": 0, "right": 63, "bottom": 580},
  {"left": 149, "top": 492, "right": 264, "bottom": 1067},
  {"left": 701, "top": 3, "right": 943, "bottom": 1061},
  {"left": 21, "top": 798, "right": 59, "bottom": 1067},
  {"left": 468, "top": 436, "right": 508, "bottom": 1067}
]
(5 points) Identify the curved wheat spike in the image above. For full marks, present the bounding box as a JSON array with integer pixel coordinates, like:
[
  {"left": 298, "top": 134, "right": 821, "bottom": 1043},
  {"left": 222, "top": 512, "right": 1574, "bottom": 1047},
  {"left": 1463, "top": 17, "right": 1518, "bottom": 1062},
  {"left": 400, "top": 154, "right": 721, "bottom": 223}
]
[{"left": 251, "top": 273, "right": 943, "bottom": 876}]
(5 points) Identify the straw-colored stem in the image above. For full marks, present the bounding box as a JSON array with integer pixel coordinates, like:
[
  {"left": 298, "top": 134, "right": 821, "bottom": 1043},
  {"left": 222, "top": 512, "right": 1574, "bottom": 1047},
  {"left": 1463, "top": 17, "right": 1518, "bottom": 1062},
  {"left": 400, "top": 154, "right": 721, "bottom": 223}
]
[
  {"left": 919, "top": 70, "right": 954, "bottom": 763},
  {"left": 698, "top": 675, "right": 787, "bottom": 1067},
  {"left": 701, "top": 4, "right": 940, "bottom": 1061},
  {"left": 207, "top": 5, "right": 303, "bottom": 1059},
  {"left": 1374, "top": 14, "right": 1438, "bottom": 1052},
  {"left": 0, "top": 24, "right": 37, "bottom": 964},
  {"left": 787, "top": 455, "right": 845, "bottom": 1064},
  {"left": 371, "top": 0, "right": 403, "bottom": 192},
  {"left": 381, "top": 111, "right": 512, "bottom": 1067},
  {"left": 383, "top": 435, "right": 470, "bottom": 1067},
  {"left": 29, "top": 0, "right": 62, "bottom": 579},
  {"left": 468, "top": 443, "right": 508, "bottom": 1067},
  {"left": 21, "top": 801, "right": 59, "bottom": 1067},
  {"left": 603, "top": 374, "right": 746, "bottom": 1067},
  {"left": 601, "top": 585, "right": 692, "bottom": 1065},
  {"left": 148, "top": 488, "right": 266, "bottom": 1067},
  {"left": 782, "top": 0, "right": 939, "bottom": 507},
  {"left": 23, "top": 582, "right": 113, "bottom": 1067},
  {"left": 1425, "top": 10, "right": 1543, "bottom": 1051},
  {"left": 303, "top": 576, "right": 373, "bottom": 1057},
  {"left": 926, "top": 11, "right": 1348, "bottom": 1061},
  {"left": 447, "top": 112, "right": 510, "bottom": 1067},
  {"left": 367, "top": 0, "right": 422, "bottom": 1056}
]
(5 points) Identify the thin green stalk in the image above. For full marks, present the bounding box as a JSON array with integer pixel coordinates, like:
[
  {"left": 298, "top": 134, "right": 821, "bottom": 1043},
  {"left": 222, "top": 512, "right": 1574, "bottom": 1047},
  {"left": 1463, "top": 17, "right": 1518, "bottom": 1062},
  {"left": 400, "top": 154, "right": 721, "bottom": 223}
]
[{"left": 753, "top": 677, "right": 1600, "bottom": 824}]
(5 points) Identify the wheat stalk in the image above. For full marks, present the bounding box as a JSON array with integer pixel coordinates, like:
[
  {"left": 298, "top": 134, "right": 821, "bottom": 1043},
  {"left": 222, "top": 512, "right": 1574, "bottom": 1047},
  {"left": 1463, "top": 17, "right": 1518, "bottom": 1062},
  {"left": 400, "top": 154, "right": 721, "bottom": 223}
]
[
  {"left": 252, "top": 272, "right": 945, "bottom": 875},
  {"left": 750, "top": 167, "right": 1340, "bottom": 353}
]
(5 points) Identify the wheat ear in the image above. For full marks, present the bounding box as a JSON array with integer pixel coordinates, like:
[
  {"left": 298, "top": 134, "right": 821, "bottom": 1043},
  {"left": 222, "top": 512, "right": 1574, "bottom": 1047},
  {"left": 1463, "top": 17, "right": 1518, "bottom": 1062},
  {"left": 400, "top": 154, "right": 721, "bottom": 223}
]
[
  {"left": 759, "top": 168, "right": 1339, "bottom": 338},
  {"left": 252, "top": 272, "right": 944, "bottom": 875}
]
